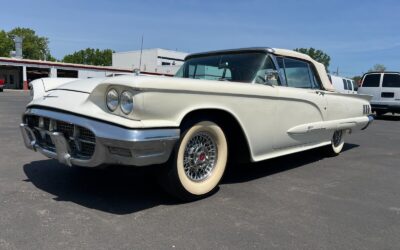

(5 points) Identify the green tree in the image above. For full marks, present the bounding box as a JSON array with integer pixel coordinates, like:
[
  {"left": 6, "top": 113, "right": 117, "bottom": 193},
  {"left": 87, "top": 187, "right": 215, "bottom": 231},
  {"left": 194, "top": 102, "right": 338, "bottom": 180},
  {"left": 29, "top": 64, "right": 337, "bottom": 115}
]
[
  {"left": 293, "top": 47, "right": 331, "bottom": 69},
  {"left": 62, "top": 48, "right": 113, "bottom": 66},
  {"left": 0, "top": 30, "right": 14, "bottom": 57},
  {"left": 368, "top": 64, "right": 386, "bottom": 72},
  {"left": 7, "top": 27, "right": 53, "bottom": 60},
  {"left": 352, "top": 75, "right": 362, "bottom": 86}
]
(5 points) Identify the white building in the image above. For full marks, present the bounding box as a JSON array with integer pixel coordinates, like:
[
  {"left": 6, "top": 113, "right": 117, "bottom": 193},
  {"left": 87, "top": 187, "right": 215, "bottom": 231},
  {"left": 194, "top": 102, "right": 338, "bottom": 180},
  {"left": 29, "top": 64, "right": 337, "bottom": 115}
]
[
  {"left": 0, "top": 57, "right": 166, "bottom": 90},
  {"left": 112, "top": 48, "right": 188, "bottom": 75}
]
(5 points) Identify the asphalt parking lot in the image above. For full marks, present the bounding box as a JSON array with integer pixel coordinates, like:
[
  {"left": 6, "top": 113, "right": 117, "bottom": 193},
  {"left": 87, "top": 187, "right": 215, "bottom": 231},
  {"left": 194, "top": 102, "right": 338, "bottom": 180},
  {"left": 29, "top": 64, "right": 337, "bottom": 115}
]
[{"left": 1, "top": 90, "right": 400, "bottom": 249}]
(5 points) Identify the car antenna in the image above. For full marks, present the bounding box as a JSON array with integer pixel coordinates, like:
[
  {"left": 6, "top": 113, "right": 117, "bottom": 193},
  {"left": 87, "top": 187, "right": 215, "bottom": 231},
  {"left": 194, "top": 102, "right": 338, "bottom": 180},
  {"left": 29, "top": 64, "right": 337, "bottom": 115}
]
[{"left": 139, "top": 34, "right": 144, "bottom": 72}]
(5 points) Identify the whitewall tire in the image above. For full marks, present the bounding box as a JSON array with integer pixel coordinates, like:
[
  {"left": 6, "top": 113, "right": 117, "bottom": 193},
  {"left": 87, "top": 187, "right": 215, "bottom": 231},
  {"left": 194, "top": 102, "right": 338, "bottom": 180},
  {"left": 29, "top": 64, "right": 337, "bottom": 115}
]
[
  {"left": 329, "top": 130, "right": 345, "bottom": 156},
  {"left": 160, "top": 120, "right": 228, "bottom": 201}
]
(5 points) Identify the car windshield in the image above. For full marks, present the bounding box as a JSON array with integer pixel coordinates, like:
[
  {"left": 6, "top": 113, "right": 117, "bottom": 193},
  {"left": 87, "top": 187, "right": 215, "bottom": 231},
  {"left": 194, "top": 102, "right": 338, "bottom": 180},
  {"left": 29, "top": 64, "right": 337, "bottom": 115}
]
[{"left": 174, "top": 52, "right": 267, "bottom": 83}]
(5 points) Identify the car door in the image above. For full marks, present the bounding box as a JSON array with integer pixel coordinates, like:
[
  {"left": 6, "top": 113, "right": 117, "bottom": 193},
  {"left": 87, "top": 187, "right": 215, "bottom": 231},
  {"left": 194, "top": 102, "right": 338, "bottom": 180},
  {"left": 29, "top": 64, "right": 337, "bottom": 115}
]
[{"left": 273, "top": 57, "right": 328, "bottom": 149}]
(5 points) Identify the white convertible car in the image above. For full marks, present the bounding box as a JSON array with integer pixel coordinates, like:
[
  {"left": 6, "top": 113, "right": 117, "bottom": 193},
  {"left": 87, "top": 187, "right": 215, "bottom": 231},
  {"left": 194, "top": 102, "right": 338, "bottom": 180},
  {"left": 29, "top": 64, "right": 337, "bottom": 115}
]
[{"left": 20, "top": 48, "right": 373, "bottom": 200}]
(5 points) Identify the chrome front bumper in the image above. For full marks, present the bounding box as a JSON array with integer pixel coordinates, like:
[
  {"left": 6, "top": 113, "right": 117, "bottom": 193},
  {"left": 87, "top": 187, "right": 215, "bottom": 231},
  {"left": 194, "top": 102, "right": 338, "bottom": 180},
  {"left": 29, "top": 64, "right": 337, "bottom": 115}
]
[{"left": 20, "top": 108, "right": 180, "bottom": 167}]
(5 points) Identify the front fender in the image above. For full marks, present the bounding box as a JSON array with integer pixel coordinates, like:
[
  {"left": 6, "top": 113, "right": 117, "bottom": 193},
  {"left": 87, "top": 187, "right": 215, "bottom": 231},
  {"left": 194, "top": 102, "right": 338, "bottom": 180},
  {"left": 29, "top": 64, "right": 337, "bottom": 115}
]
[{"left": 30, "top": 78, "right": 78, "bottom": 100}]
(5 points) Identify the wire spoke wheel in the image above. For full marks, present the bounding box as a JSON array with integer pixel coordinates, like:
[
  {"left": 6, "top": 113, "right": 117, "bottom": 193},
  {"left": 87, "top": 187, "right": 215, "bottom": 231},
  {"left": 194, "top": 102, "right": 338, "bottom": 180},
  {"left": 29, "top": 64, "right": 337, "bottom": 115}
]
[{"left": 183, "top": 132, "right": 218, "bottom": 182}]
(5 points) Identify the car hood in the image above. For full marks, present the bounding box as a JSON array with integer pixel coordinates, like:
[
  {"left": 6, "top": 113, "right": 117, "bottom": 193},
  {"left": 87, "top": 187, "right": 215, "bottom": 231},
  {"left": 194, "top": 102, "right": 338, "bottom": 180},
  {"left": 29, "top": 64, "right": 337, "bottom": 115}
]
[
  {"left": 51, "top": 75, "right": 174, "bottom": 93},
  {"left": 53, "top": 77, "right": 109, "bottom": 93}
]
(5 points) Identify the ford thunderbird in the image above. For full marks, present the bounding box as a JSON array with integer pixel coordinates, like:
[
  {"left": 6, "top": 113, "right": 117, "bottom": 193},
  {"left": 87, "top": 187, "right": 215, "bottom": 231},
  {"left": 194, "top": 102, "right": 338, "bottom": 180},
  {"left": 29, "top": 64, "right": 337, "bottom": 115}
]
[{"left": 20, "top": 48, "right": 373, "bottom": 200}]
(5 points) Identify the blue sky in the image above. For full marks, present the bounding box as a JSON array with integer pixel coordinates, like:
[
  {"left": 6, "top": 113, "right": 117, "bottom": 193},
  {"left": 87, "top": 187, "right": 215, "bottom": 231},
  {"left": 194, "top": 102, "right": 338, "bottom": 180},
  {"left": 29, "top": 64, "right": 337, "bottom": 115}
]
[{"left": 1, "top": 0, "right": 399, "bottom": 76}]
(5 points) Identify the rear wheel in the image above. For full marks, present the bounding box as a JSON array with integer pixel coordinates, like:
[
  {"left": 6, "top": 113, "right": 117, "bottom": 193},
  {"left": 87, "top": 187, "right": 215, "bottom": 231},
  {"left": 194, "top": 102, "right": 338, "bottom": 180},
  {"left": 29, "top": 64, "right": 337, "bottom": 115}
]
[
  {"left": 160, "top": 120, "right": 228, "bottom": 201},
  {"left": 325, "top": 130, "right": 345, "bottom": 156}
]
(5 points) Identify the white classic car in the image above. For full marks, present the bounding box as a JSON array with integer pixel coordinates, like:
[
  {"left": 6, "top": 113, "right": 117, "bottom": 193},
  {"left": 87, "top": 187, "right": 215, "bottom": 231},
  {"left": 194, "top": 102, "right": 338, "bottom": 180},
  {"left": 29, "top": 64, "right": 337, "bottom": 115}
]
[{"left": 21, "top": 48, "right": 373, "bottom": 200}]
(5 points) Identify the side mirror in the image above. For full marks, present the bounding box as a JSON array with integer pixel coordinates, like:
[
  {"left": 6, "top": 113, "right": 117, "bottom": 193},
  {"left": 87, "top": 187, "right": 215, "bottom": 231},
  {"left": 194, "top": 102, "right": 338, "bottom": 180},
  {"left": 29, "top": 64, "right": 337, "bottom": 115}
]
[{"left": 265, "top": 69, "right": 279, "bottom": 85}]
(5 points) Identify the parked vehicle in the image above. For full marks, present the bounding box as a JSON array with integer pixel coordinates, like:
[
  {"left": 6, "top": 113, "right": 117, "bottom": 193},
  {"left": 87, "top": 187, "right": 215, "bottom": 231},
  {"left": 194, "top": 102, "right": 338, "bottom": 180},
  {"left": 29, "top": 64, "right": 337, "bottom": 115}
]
[
  {"left": 328, "top": 74, "right": 357, "bottom": 94},
  {"left": 0, "top": 77, "right": 5, "bottom": 92},
  {"left": 358, "top": 72, "right": 400, "bottom": 116},
  {"left": 20, "top": 47, "right": 373, "bottom": 200}
]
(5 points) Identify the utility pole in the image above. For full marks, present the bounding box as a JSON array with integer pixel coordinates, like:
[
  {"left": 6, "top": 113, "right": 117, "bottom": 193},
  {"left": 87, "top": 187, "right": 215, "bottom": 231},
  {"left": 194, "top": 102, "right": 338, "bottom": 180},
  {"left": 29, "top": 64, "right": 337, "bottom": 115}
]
[{"left": 336, "top": 67, "right": 339, "bottom": 76}]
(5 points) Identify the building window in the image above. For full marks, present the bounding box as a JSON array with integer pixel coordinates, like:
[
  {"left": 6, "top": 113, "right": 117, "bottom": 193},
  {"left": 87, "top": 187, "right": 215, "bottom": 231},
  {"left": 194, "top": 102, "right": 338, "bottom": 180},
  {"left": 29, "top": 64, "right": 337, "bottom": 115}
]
[{"left": 162, "top": 62, "right": 171, "bottom": 66}]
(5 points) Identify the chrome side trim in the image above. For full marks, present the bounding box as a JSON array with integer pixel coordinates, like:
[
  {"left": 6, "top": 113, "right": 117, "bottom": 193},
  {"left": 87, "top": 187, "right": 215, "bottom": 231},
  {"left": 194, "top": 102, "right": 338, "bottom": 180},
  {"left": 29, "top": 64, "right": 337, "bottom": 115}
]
[
  {"left": 21, "top": 108, "right": 180, "bottom": 167},
  {"left": 287, "top": 116, "right": 371, "bottom": 134}
]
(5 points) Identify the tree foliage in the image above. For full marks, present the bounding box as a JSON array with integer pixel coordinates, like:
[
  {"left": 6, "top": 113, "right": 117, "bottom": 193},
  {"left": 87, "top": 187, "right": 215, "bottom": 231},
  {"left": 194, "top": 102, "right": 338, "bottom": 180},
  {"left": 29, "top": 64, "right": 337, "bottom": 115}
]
[
  {"left": 293, "top": 47, "right": 331, "bottom": 69},
  {"left": 0, "top": 30, "right": 14, "bottom": 57},
  {"left": 368, "top": 64, "right": 386, "bottom": 72},
  {"left": 0, "top": 27, "right": 53, "bottom": 60},
  {"left": 352, "top": 75, "right": 362, "bottom": 86},
  {"left": 62, "top": 48, "right": 113, "bottom": 66}
]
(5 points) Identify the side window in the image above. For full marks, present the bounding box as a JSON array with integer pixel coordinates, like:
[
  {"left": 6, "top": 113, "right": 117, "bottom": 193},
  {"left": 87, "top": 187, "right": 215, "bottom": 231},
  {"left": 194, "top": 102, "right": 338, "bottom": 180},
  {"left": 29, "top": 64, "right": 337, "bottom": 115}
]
[
  {"left": 382, "top": 74, "right": 400, "bottom": 88},
  {"left": 362, "top": 74, "right": 381, "bottom": 87},
  {"left": 308, "top": 66, "right": 321, "bottom": 89},
  {"left": 342, "top": 79, "right": 348, "bottom": 90},
  {"left": 346, "top": 80, "right": 352, "bottom": 90},
  {"left": 254, "top": 56, "right": 280, "bottom": 85},
  {"left": 281, "top": 58, "right": 316, "bottom": 89}
]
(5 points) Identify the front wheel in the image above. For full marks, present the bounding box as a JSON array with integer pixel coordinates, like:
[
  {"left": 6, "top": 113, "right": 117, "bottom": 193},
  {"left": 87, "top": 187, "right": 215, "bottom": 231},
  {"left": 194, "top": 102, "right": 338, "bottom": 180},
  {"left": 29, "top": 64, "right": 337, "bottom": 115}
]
[{"left": 160, "top": 121, "right": 228, "bottom": 201}]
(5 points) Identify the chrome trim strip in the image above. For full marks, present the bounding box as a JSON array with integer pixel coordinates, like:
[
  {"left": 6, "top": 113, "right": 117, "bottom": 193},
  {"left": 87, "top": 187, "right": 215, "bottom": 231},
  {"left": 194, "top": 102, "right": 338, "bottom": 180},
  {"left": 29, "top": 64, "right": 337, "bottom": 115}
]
[{"left": 21, "top": 108, "right": 180, "bottom": 167}]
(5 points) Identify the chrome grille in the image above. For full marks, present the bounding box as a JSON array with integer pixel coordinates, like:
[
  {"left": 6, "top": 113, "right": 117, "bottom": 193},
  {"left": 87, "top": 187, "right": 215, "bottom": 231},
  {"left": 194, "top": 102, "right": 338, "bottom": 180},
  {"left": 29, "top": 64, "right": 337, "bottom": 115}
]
[{"left": 25, "top": 115, "right": 96, "bottom": 159}]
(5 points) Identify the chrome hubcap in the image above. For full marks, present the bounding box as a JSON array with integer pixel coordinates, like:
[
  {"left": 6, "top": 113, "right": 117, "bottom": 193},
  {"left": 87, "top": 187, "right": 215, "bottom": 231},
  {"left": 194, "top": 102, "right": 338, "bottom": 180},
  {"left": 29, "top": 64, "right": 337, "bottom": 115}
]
[
  {"left": 333, "top": 130, "right": 343, "bottom": 147},
  {"left": 183, "top": 132, "right": 217, "bottom": 182}
]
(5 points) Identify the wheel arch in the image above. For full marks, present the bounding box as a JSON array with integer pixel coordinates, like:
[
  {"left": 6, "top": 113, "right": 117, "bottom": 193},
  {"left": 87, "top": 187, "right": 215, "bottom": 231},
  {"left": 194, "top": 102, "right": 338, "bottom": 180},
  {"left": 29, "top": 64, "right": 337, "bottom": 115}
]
[{"left": 179, "top": 108, "right": 253, "bottom": 164}]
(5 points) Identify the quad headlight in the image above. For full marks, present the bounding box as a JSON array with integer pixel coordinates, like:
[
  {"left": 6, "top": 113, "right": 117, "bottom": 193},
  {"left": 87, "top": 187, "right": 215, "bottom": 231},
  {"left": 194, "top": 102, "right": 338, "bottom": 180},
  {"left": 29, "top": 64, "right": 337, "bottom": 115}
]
[
  {"left": 106, "top": 88, "right": 134, "bottom": 115},
  {"left": 120, "top": 91, "right": 134, "bottom": 114},
  {"left": 106, "top": 89, "right": 119, "bottom": 111}
]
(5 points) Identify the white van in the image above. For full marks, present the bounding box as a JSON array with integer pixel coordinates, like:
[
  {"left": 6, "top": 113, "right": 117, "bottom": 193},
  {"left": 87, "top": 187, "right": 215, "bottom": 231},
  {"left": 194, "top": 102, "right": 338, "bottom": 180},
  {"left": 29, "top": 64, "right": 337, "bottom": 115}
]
[
  {"left": 358, "top": 72, "right": 400, "bottom": 115},
  {"left": 328, "top": 75, "right": 357, "bottom": 94}
]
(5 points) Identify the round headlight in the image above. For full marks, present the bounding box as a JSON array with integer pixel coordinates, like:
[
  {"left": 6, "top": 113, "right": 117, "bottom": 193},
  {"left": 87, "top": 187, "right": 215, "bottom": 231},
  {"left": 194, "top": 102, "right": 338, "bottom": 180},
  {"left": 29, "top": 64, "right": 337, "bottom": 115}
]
[
  {"left": 106, "top": 89, "right": 119, "bottom": 111},
  {"left": 120, "top": 91, "right": 134, "bottom": 114}
]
